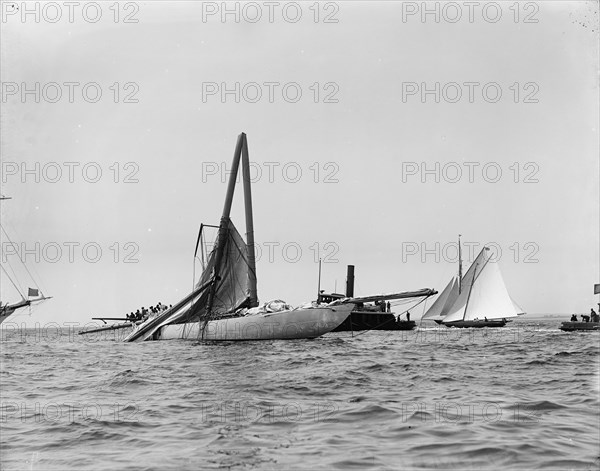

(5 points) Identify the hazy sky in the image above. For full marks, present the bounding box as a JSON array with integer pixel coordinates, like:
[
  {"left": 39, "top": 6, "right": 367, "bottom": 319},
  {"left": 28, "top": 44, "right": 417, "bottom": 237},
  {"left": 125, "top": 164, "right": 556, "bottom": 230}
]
[{"left": 1, "top": 1, "right": 598, "bottom": 327}]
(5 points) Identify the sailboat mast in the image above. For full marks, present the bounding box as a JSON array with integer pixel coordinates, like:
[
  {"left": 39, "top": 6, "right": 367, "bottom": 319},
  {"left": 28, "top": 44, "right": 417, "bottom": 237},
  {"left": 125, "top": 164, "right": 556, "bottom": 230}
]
[
  {"left": 458, "top": 234, "right": 462, "bottom": 294},
  {"left": 462, "top": 263, "right": 477, "bottom": 321},
  {"left": 206, "top": 133, "right": 245, "bottom": 313},
  {"left": 221, "top": 134, "right": 244, "bottom": 219},
  {"left": 317, "top": 258, "right": 322, "bottom": 303},
  {"left": 240, "top": 133, "right": 258, "bottom": 307}
]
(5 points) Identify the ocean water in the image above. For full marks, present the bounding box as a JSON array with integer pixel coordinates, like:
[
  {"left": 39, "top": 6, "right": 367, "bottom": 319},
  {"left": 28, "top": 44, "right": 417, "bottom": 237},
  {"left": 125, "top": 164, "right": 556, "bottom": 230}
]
[{"left": 1, "top": 318, "right": 598, "bottom": 471}]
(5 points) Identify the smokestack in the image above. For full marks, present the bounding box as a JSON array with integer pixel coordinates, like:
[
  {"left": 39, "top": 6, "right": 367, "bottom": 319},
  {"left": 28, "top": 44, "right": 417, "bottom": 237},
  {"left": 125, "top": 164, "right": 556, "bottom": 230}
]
[{"left": 346, "top": 265, "right": 355, "bottom": 297}]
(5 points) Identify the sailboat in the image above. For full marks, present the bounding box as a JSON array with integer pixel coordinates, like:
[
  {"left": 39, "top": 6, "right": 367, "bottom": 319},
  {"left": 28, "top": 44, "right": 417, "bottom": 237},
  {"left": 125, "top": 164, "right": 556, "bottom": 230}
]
[
  {"left": 0, "top": 196, "right": 51, "bottom": 324},
  {"left": 422, "top": 236, "right": 524, "bottom": 328},
  {"left": 123, "top": 133, "right": 357, "bottom": 342}
]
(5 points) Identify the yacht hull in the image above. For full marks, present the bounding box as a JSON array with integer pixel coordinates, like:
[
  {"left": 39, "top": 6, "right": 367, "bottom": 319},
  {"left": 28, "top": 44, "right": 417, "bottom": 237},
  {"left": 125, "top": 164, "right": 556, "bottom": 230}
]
[
  {"left": 154, "top": 304, "right": 355, "bottom": 341},
  {"left": 442, "top": 319, "right": 508, "bottom": 328}
]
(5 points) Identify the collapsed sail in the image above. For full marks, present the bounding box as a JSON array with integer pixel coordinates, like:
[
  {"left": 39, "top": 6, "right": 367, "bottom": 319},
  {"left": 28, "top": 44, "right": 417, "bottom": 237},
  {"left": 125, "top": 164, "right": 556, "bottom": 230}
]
[
  {"left": 123, "top": 218, "right": 256, "bottom": 342},
  {"left": 171, "top": 218, "right": 255, "bottom": 323},
  {"left": 442, "top": 248, "right": 523, "bottom": 323}
]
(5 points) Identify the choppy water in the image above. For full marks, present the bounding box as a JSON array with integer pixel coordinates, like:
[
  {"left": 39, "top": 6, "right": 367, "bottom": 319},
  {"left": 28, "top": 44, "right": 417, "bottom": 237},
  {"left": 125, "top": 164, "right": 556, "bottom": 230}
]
[{"left": 1, "top": 318, "right": 599, "bottom": 471}]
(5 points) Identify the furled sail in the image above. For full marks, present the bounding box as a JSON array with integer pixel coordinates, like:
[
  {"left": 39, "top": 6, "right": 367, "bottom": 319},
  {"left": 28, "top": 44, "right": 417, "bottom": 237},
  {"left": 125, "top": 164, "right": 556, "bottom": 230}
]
[{"left": 328, "top": 288, "right": 437, "bottom": 306}]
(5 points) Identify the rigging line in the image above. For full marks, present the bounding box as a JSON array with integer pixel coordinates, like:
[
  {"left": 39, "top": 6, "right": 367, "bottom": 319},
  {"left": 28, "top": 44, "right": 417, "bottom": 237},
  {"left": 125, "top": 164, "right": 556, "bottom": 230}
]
[
  {"left": 393, "top": 295, "right": 431, "bottom": 316},
  {"left": 1, "top": 253, "right": 26, "bottom": 296},
  {"left": 0, "top": 263, "right": 25, "bottom": 298},
  {"left": 0, "top": 225, "right": 44, "bottom": 292}
]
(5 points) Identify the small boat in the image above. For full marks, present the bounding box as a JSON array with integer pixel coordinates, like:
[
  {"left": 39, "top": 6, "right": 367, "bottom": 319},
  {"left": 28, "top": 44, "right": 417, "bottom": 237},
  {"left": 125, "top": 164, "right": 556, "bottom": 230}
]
[
  {"left": 560, "top": 285, "right": 600, "bottom": 332},
  {"left": 560, "top": 321, "right": 599, "bottom": 332},
  {"left": 1, "top": 196, "right": 51, "bottom": 324},
  {"left": 422, "top": 236, "right": 525, "bottom": 328},
  {"left": 123, "top": 133, "right": 357, "bottom": 342}
]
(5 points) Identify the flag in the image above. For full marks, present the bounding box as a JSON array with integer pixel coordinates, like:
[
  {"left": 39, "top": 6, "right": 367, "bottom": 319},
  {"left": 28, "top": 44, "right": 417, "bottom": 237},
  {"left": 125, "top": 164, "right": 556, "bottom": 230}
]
[
  {"left": 595, "top": 284, "right": 600, "bottom": 295},
  {"left": 28, "top": 288, "right": 39, "bottom": 297}
]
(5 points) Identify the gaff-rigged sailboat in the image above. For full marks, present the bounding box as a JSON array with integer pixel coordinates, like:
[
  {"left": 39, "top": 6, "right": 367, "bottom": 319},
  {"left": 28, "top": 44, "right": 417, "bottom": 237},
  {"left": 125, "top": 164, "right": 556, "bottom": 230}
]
[
  {"left": 0, "top": 196, "right": 51, "bottom": 324},
  {"left": 124, "top": 133, "right": 355, "bottom": 342},
  {"left": 422, "top": 237, "right": 524, "bottom": 328}
]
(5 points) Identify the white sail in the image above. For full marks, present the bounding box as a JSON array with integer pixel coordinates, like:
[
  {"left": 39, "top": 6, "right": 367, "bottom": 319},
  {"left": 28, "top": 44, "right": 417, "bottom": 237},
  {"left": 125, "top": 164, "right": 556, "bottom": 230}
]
[
  {"left": 422, "top": 276, "right": 459, "bottom": 320},
  {"left": 461, "top": 261, "right": 522, "bottom": 321},
  {"left": 511, "top": 296, "right": 526, "bottom": 315},
  {"left": 440, "top": 266, "right": 479, "bottom": 324}
]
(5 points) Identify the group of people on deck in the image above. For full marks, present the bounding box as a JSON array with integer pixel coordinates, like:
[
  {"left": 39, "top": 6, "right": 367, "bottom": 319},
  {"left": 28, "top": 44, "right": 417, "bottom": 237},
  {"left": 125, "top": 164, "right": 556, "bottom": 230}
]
[
  {"left": 570, "top": 308, "right": 599, "bottom": 323},
  {"left": 375, "top": 301, "right": 392, "bottom": 313},
  {"left": 126, "top": 302, "right": 171, "bottom": 322}
]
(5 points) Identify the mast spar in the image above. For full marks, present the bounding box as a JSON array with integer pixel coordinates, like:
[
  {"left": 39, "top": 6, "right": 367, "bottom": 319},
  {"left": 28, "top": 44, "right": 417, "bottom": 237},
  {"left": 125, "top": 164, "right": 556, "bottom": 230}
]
[
  {"left": 458, "top": 234, "right": 462, "bottom": 294},
  {"left": 317, "top": 258, "right": 322, "bottom": 303},
  {"left": 241, "top": 134, "right": 258, "bottom": 307},
  {"left": 205, "top": 132, "right": 258, "bottom": 314},
  {"left": 462, "top": 263, "right": 477, "bottom": 321}
]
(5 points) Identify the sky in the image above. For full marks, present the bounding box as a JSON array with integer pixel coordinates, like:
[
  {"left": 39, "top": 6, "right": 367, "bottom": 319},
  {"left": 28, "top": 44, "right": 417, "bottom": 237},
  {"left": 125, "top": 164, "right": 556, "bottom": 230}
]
[{"left": 1, "top": 1, "right": 598, "bottom": 327}]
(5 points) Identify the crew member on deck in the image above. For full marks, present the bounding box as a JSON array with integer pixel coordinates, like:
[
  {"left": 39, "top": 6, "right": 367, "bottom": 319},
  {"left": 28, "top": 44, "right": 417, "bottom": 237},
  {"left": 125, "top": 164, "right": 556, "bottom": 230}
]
[
  {"left": 406, "top": 311, "right": 411, "bottom": 322},
  {"left": 570, "top": 314, "right": 578, "bottom": 321},
  {"left": 590, "top": 309, "right": 598, "bottom": 322},
  {"left": 386, "top": 302, "right": 391, "bottom": 312},
  {"left": 582, "top": 314, "right": 590, "bottom": 322}
]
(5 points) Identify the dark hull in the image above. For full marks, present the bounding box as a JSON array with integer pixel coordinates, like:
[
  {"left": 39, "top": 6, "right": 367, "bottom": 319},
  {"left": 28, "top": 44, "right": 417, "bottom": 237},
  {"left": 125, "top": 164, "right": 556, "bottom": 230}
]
[
  {"left": 331, "top": 311, "right": 416, "bottom": 332},
  {"left": 560, "top": 321, "right": 600, "bottom": 332},
  {"left": 443, "top": 320, "right": 507, "bottom": 328}
]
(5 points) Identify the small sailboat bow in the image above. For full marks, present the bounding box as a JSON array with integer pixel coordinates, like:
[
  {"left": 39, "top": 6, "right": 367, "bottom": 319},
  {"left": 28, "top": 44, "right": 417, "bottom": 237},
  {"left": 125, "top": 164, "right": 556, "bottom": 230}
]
[{"left": 1, "top": 197, "right": 51, "bottom": 324}]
